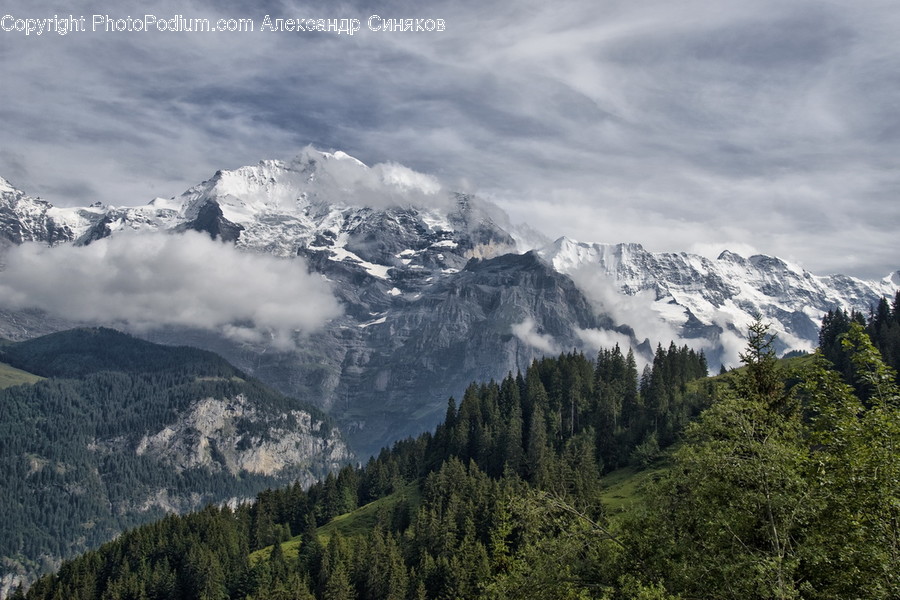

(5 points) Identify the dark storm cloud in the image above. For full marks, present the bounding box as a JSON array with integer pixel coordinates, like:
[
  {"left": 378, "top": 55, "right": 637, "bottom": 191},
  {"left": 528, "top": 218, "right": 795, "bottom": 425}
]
[{"left": 1, "top": 0, "right": 898, "bottom": 278}]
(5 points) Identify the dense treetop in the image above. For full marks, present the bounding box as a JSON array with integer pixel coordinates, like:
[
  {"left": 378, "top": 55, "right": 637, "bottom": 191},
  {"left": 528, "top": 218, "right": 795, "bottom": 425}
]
[
  {"left": 0, "top": 328, "right": 336, "bottom": 595},
  {"left": 14, "top": 299, "right": 900, "bottom": 599}
]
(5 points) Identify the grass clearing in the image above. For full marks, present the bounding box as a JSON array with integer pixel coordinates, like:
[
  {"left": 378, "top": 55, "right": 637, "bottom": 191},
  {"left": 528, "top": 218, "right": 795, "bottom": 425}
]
[
  {"left": 0, "top": 362, "right": 43, "bottom": 389},
  {"left": 599, "top": 458, "right": 671, "bottom": 518},
  {"left": 250, "top": 481, "right": 422, "bottom": 565},
  {"left": 250, "top": 537, "right": 303, "bottom": 565},
  {"left": 317, "top": 481, "right": 421, "bottom": 543}
]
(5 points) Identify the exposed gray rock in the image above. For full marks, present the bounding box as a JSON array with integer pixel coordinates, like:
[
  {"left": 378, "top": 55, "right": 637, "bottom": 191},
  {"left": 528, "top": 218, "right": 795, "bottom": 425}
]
[
  {"left": 135, "top": 393, "right": 349, "bottom": 480},
  {"left": 0, "top": 152, "right": 895, "bottom": 459}
]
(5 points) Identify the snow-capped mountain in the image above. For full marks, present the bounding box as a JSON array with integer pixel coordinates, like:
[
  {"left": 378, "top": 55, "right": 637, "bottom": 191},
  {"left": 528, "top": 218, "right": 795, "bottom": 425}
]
[
  {"left": 540, "top": 238, "right": 898, "bottom": 365},
  {"left": 0, "top": 176, "right": 89, "bottom": 245},
  {"left": 1, "top": 149, "right": 520, "bottom": 271},
  {"left": 0, "top": 149, "right": 895, "bottom": 454}
]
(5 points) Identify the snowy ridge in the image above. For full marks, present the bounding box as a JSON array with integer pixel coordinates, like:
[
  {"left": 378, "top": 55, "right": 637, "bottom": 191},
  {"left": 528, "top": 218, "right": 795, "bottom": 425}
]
[
  {"left": 0, "top": 148, "right": 515, "bottom": 273},
  {"left": 0, "top": 175, "right": 188, "bottom": 246},
  {"left": 0, "top": 148, "right": 896, "bottom": 381},
  {"left": 0, "top": 177, "right": 16, "bottom": 194},
  {"left": 121, "top": 148, "right": 514, "bottom": 270},
  {"left": 539, "top": 236, "right": 897, "bottom": 361},
  {"left": 0, "top": 178, "right": 87, "bottom": 244},
  {"left": 886, "top": 270, "right": 900, "bottom": 288}
]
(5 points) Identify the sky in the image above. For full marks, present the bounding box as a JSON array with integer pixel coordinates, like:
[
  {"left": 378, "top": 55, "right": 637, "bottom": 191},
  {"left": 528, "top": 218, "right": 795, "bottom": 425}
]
[{"left": 1, "top": 0, "right": 898, "bottom": 279}]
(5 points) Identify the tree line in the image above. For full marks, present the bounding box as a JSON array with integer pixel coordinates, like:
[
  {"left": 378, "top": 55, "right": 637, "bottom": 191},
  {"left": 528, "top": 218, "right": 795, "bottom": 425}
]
[
  {"left": 17, "top": 301, "right": 900, "bottom": 599},
  {"left": 0, "top": 328, "right": 336, "bottom": 593},
  {"left": 18, "top": 341, "right": 713, "bottom": 599}
]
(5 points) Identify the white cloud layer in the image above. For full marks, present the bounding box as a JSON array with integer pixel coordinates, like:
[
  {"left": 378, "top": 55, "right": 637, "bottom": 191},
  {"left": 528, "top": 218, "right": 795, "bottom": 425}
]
[
  {"left": 566, "top": 264, "right": 720, "bottom": 367},
  {"left": 0, "top": 231, "right": 341, "bottom": 348},
  {"left": 512, "top": 318, "right": 558, "bottom": 354},
  {"left": 565, "top": 265, "right": 683, "bottom": 348},
  {"left": 576, "top": 327, "right": 633, "bottom": 354},
  {"left": 1, "top": 0, "right": 898, "bottom": 278},
  {"left": 285, "top": 147, "right": 448, "bottom": 211}
]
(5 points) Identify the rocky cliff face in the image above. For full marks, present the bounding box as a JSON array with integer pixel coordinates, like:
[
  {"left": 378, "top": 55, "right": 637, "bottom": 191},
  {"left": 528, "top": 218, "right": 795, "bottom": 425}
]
[
  {"left": 135, "top": 393, "right": 348, "bottom": 481},
  {"left": 0, "top": 177, "right": 81, "bottom": 246},
  {"left": 0, "top": 327, "right": 353, "bottom": 599},
  {"left": 323, "top": 251, "right": 611, "bottom": 453},
  {"left": 0, "top": 150, "right": 895, "bottom": 457}
]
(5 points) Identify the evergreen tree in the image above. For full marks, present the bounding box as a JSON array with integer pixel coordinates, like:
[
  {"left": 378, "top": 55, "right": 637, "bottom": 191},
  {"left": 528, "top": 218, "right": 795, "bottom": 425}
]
[
  {"left": 526, "top": 404, "right": 549, "bottom": 487},
  {"left": 801, "top": 323, "right": 900, "bottom": 597},
  {"left": 319, "top": 533, "right": 354, "bottom": 600},
  {"left": 622, "top": 321, "right": 810, "bottom": 598},
  {"left": 499, "top": 377, "right": 525, "bottom": 476}
]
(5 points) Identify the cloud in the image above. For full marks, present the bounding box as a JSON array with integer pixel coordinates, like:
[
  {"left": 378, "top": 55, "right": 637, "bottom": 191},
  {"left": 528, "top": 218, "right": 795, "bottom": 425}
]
[
  {"left": 718, "top": 329, "right": 747, "bottom": 371},
  {"left": 2, "top": 0, "right": 899, "bottom": 278},
  {"left": 576, "top": 327, "right": 651, "bottom": 371},
  {"left": 565, "top": 264, "right": 684, "bottom": 348},
  {"left": 512, "top": 318, "right": 558, "bottom": 354},
  {"left": 564, "top": 262, "right": 722, "bottom": 367},
  {"left": 282, "top": 147, "right": 448, "bottom": 211},
  {"left": 374, "top": 162, "right": 442, "bottom": 196},
  {"left": 0, "top": 231, "right": 341, "bottom": 349},
  {"left": 576, "top": 326, "right": 631, "bottom": 352}
]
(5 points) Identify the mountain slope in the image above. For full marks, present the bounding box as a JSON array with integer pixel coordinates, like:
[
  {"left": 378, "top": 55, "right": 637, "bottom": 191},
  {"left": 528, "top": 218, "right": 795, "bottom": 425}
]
[
  {"left": 16, "top": 342, "right": 714, "bottom": 600},
  {"left": 0, "top": 149, "right": 895, "bottom": 458},
  {"left": 540, "top": 237, "right": 898, "bottom": 364},
  {"left": 0, "top": 328, "right": 350, "bottom": 597}
]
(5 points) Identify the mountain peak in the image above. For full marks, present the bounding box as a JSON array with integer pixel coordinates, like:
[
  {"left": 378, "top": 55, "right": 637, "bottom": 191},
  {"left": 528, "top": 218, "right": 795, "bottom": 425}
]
[
  {"left": 887, "top": 270, "right": 900, "bottom": 288},
  {"left": 716, "top": 249, "right": 745, "bottom": 262},
  {"left": 291, "top": 146, "right": 369, "bottom": 171},
  {"left": 550, "top": 236, "right": 646, "bottom": 252},
  {"left": 0, "top": 176, "right": 16, "bottom": 194},
  {"left": 174, "top": 146, "right": 447, "bottom": 230}
]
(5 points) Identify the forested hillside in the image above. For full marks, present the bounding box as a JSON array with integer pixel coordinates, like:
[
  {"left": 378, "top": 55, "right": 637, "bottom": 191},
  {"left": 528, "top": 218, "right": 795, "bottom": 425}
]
[
  {"left": 0, "top": 329, "right": 348, "bottom": 596},
  {"left": 16, "top": 339, "right": 713, "bottom": 599},
  {"left": 819, "top": 290, "right": 900, "bottom": 388},
  {"left": 17, "top": 310, "right": 900, "bottom": 599}
]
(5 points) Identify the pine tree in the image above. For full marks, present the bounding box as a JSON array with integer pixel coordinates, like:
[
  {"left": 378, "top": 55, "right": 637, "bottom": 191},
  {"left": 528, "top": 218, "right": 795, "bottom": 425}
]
[
  {"left": 526, "top": 404, "right": 549, "bottom": 487},
  {"left": 500, "top": 388, "right": 525, "bottom": 476},
  {"left": 320, "top": 532, "right": 354, "bottom": 600}
]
